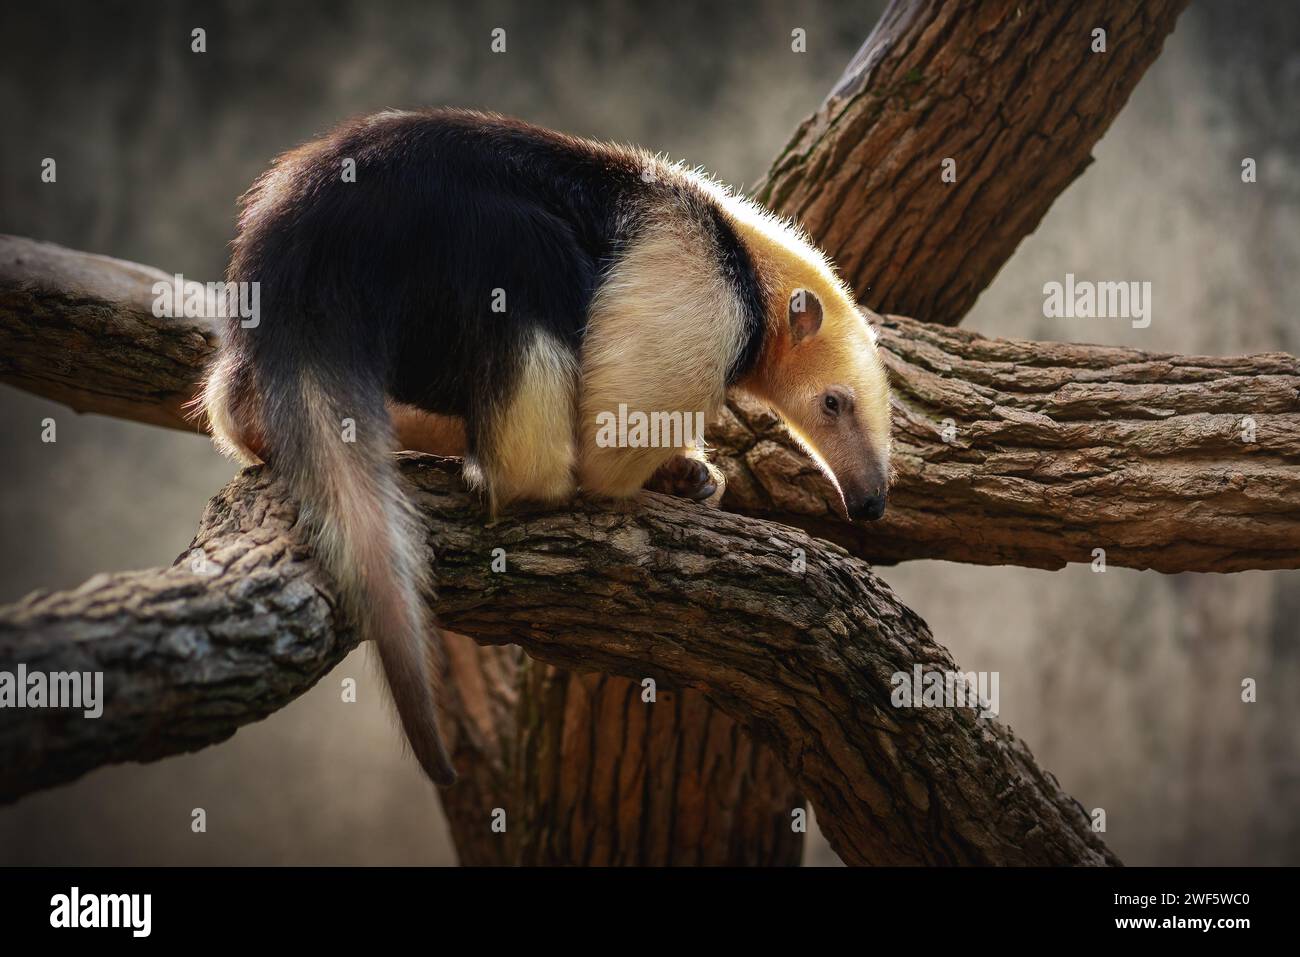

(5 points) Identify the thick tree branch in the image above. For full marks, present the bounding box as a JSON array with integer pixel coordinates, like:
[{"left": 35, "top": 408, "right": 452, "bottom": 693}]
[
  {"left": 0, "top": 459, "right": 1117, "bottom": 866},
  {"left": 0, "top": 236, "right": 214, "bottom": 431},
  {"left": 756, "top": 0, "right": 1189, "bottom": 322},
  {"left": 0, "top": 492, "right": 358, "bottom": 800},
  {"left": 7, "top": 234, "right": 1294, "bottom": 573}
]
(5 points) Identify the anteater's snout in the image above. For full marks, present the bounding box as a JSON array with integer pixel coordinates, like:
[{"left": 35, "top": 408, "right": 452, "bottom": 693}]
[{"left": 847, "top": 491, "right": 887, "bottom": 522}]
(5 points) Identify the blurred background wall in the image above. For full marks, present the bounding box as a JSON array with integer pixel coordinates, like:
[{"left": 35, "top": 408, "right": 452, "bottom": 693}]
[{"left": 0, "top": 0, "right": 1295, "bottom": 865}]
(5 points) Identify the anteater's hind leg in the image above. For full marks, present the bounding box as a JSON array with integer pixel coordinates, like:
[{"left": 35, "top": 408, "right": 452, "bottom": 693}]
[
  {"left": 470, "top": 329, "right": 580, "bottom": 513},
  {"left": 199, "top": 351, "right": 266, "bottom": 465}
]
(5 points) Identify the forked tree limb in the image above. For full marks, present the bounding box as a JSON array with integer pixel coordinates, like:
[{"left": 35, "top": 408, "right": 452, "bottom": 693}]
[
  {"left": 0, "top": 459, "right": 1117, "bottom": 866},
  {"left": 0, "top": 2, "right": 1196, "bottom": 867},
  {"left": 756, "top": 0, "right": 1190, "bottom": 322},
  {"left": 4, "top": 234, "right": 1295, "bottom": 574}
]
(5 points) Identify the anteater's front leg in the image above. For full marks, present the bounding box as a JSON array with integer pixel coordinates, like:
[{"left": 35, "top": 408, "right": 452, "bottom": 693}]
[{"left": 643, "top": 448, "right": 725, "bottom": 504}]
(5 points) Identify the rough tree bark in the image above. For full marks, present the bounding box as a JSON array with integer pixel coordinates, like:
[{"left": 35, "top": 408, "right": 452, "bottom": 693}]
[
  {"left": 0, "top": 237, "right": 212, "bottom": 432},
  {"left": 0, "top": 461, "right": 1117, "bottom": 866},
  {"left": 436, "top": 646, "right": 803, "bottom": 865},
  {"left": 509, "top": 669, "right": 800, "bottom": 866},
  {"left": 757, "top": 0, "right": 1190, "bottom": 322}
]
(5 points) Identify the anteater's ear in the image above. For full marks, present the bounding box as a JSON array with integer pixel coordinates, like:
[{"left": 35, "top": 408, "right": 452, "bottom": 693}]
[{"left": 789, "top": 288, "right": 823, "bottom": 345}]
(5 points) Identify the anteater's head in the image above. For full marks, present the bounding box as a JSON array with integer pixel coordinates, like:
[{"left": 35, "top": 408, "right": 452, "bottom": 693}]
[{"left": 723, "top": 199, "right": 893, "bottom": 522}]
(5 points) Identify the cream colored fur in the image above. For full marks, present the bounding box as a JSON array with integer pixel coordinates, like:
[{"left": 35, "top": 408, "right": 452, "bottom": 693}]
[
  {"left": 198, "top": 352, "right": 261, "bottom": 466},
  {"left": 476, "top": 327, "right": 580, "bottom": 511},
  {"left": 577, "top": 200, "right": 747, "bottom": 497}
]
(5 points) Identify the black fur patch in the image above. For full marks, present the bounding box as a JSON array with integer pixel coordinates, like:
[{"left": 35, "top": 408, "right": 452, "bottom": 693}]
[{"left": 707, "top": 205, "right": 767, "bottom": 384}]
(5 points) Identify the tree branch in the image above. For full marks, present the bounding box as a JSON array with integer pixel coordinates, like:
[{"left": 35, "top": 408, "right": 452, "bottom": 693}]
[
  {"left": 0, "top": 459, "right": 1117, "bottom": 866},
  {"left": 0, "top": 488, "right": 357, "bottom": 801},
  {"left": 0, "top": 235, "right": 213, "bottom": 431},
  {"left": 756, "top": 0, "right": 1189, "bottom": 322},
  {"left": 7, "top": 234, "right": 1294, "bottom": 573}
]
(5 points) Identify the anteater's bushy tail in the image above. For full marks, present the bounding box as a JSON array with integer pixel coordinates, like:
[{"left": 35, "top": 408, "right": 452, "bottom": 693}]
[{"left": 204, "top": 357, "right": 457, "bottom": 787}]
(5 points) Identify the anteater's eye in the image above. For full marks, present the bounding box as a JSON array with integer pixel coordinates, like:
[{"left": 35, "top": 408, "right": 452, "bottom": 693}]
[{"left": 822, "top": 393, "right": 840, "bottom": 416}]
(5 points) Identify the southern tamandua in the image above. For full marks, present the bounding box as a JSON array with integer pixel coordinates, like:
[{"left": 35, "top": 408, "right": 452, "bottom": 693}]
[{"left": 200, "top": 109, "right": 892, "bottom": 788}]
